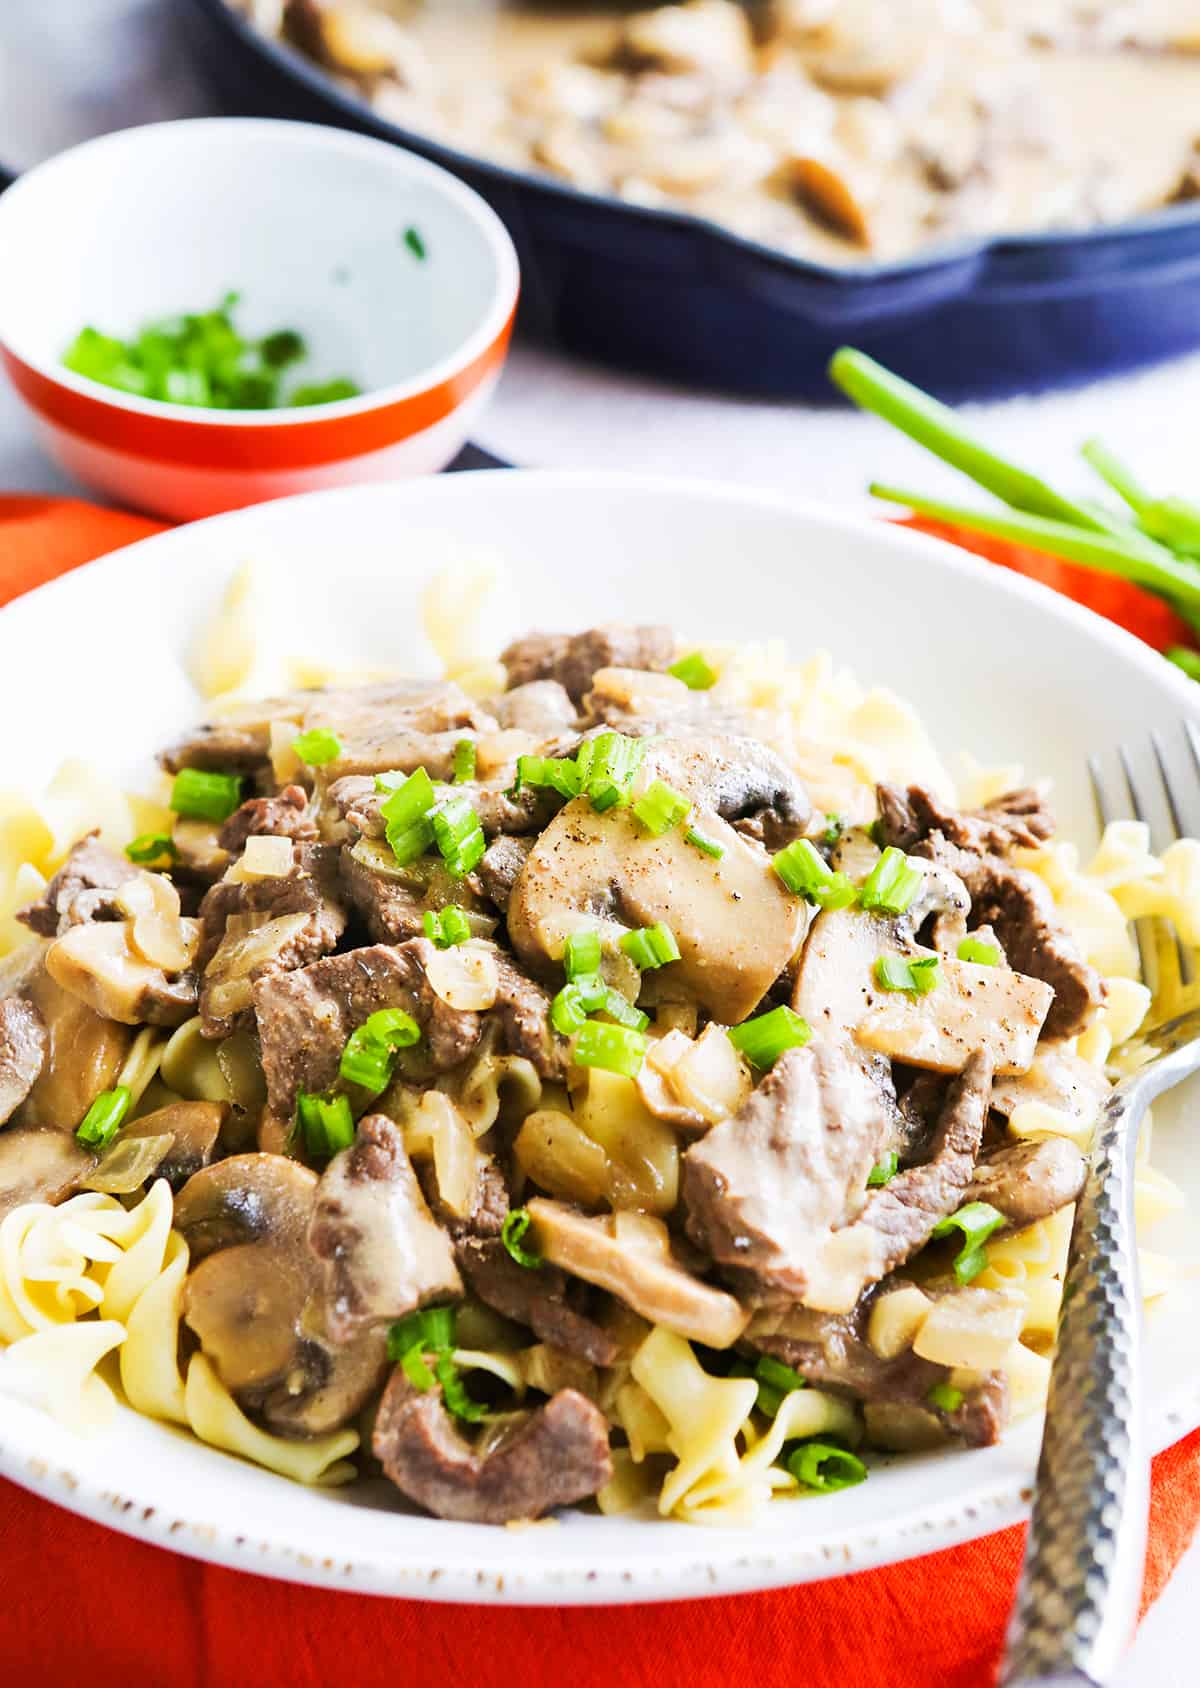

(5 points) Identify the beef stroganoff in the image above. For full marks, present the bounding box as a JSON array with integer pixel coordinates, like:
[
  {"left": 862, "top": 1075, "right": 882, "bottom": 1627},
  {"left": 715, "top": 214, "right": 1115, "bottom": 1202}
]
[{"left": 0, "top": 567, "right": 1191, "bottom": 1525}]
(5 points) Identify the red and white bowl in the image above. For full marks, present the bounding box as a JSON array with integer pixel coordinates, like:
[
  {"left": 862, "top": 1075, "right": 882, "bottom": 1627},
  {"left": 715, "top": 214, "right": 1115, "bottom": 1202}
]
[{"left": 0, "top": 119, "right": 519, "bottom": 518}]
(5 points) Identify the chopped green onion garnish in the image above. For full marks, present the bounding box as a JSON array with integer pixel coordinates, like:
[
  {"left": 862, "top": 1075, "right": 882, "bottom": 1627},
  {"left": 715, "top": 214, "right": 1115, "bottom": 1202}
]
[
  {"left": 632, "top": 779, "right": 691, "bottom": 837},
  {"left": 511, "top": 754, "right": 582, "bottom": 801},
  {"left": 289, "top": 379, "right": 359, "bottom": 407},
  {"left": 620, "top": 921, "right": 680, "bottom": 971},
  {"left": 927, "top": 1382, "right": 964, "bottom": 1414},
  {"left": 339, "top": 1008, "right": 421, "bottom": 1092},
  {"left": 772, "top": 838, "right": 855, "bottom": 910},
  {"left": 667, "top": 651, "right": 717, "bottom": 690},
  {"left": 400, "top": 1345, "right": 436, "bottom": 1390},
  {"left": 452, "top": 739, "right": 477, "bottom": 784},
  {"left": 125, "top": 833, "right": 178, "bottom": 865},
  {"left": 874, "top": 953, "right": 941, "bottom": 996},
  {"left": 753, "top": 1354, "right": 806, "bottom": 1417},
  {"left": 404, "top": 225, "right": 427, "bottom": 261},
  {"left": 727, "top": 1006, "right": 812, "bottom": 1069},
  {"left": 291, "top": 727, "right": 342, "bottom": 765},
  {"left": 76, "top": 1086, "right": 132, "bottom": 1149},
  {"left": 436, "top": 1351, "right": 487, "bottom": 1422},
  {"left": 1167, "top": 646, "right": 1200, "bottom": 683},
  {"left": 423, "top": 906, "right": 472, "bottom": 949},
  {"left": 684, "top": 825, "right": 724, "bottom": 860},
  {"left": 295, "top": 1090, "right": 356, "bottom": 1160},
  {"left": 598, "top": 989, "right": 650, "bottom": 1033},
  {"left": 430, "top": 796, "right": 486, "bottom": 878},
  {"left": 564, "top": 928, "right": 602, "bottom": 979},
  {"left": 867, "top": 1151, "right": 899, "bottom": 1187},
  {"left": 169, "top": 767, "right": 243, "bottom": 823},
  {"left": 388, "top": 1305, "right": 455, "bottom": 1362},
  {"left": 957, "top": 936, "right": 1001, "bottom": 967},
  {"left": 501, "top": 1207, "right": 543, "bottom": 1270},
  {"left": 380, "top": 766, "right": 436, "bottom": 833},
  {"left": 931, "top": 1200, "right": 1006, "bottom": 1285},
  {"left": 550, "top": 977, "right": 607, "bottom": 1036},
  {"left": 575, "top": 732, "right": 646, "bottom": 812},
  {"left": 859, "top": 846, "right": 925, "bottom": 917},
  {"left": 822, "top": 813, "right": 845, "bottom": 848},
  {"left": 787, "top": 1441, "right": 868, "bottom": 1494},
  {"left": 573, "top": 1021, "right": 647, "bottom": 1078}
]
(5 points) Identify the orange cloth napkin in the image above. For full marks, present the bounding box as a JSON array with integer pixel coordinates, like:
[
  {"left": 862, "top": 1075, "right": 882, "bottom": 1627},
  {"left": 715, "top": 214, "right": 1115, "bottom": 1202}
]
[{"left": 2, "top": 492, "right": 1199, "bottom": 1688}]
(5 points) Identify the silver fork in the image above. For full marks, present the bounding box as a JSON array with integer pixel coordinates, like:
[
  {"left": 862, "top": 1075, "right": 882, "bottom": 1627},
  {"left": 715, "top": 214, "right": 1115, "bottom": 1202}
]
[{"left": 999, "top": 723, "right": 1200, "bottom": 1688}]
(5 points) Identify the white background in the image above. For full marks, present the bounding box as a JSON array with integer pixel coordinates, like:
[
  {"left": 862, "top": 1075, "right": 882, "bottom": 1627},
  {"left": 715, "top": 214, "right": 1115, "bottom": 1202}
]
[{"left": 2, "top": 3, "right": 1199, "bottom": 1678}]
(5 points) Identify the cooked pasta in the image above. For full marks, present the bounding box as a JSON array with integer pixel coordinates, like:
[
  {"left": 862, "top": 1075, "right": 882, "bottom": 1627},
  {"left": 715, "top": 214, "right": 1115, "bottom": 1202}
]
[{"left": 0, "top": 563, "right": 1194, "bottom": 1529}]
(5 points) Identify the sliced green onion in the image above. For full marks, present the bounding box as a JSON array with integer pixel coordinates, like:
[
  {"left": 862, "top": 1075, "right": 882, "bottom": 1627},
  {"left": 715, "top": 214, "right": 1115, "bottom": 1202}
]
[
  {"left": 727, "top": 1005, "right": 812, "bottom": 1069},
  {"left": 381, "top": 767, "right": 437, "bottom": 864},
  {"left": 575, "top": 732, "right": 646, "bottom": 812},
  {"left": 291, "top": 727, "right": 342, "bottom": 766},
  {"left": 564, "top": 928, "right": 602, "bottom": 979},
  {"left": 404, "top": 225, "right": 427, "bottom": 260},
  {"left": 684, "top": 825, "right": 724, "bottom": 860},
  {"left": 289, "top": 378, "right": 359, "bottom": 407},
  {"left": 931, "top": 1200, "right": 1006, "bottom": 1285},
  {"left": 501, "top": 1207, "right": 543, "bottom": 1270},
  {"left": 125, "top": 833, "right": 178, "bottom": 865},
  {"left": 632, "top": 779, "right": 691, "bottom": 837},
  {"left": 295, "top": 1090, "right": 356, "bottom": 1160},
  {"left": 170, "top": 767, "right": 243, "bottom": 823},
  {"left": 388, "top": 1304, "right": 455, "bottom": 1363},
  {"left": 550, "top": 977, "right": 608, "bottom": 1036},
  {"left": 957, "top": 936, "right": 1001, "bottom": 967},
  {"left": 436, "top": 1351, "right": 488, "bottom": 1422},
  {"left": 573, "top": 1021, "right": 647, "bottom": 1078},
  {"left": 339, "top": 1009, "right": 421, "bottom": 1091},
  {"left": 511, "top": 754, "right": 583, "bottom": 801},
  {"left": 430, "top": 796, "right": 486, "bottom": 878},
  {"left": 867, "top": 1151, "right": 899, "bottom": 1187},
  {"left": 874, "top": 953, "right": 941, "bottom": 997},
  {"left": 76, "top": 1086, "right": 132, "bottom": 1149},
  {"left": 788, "top": 1441, "right": 868, "bottom": 1494},
  {"left": 1167, "top": 647, "right": 1200, "bottom": 683},
  {"left": 772, "top": 838, "right": 856, "bottom": 910},
  {"left": 927, "top": 1382, "right": 964, "bottom": 1414},
  {"left": 668, "top": 651, "right": 717, "bottom": 690},
  {"left": 452, "top": 739, "right": 477, "bottom": 784},
  {"left": 860, "top": 846, "right": 925, "bottom": 917},
  {"left": 822, "top": 813, "right": 845, "bottom": 848},
  {"left": 423, "top": 906, "right": 472, "bottom": 949},
  {"left": 400, "top": 1345, "right": 436, "bottom": 1390},
  {"left": 754, "top": 1354, "right": 806, "bottom": 1416},
  {"left": 598, "top": 989, "right": 650, "bottom": 1033},
  {"left": 619, "top": 922, "right": 680, "bottom": 970}
]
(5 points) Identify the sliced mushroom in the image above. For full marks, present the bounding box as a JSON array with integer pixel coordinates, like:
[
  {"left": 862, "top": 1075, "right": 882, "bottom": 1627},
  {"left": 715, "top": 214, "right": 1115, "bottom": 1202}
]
[
  {"left": 991, "top": 1042, "right": 1110, "bottom": 1125},
  {"left": 792, "top": 905, "right": 904, "bottom": 1038},
  {"left": 855, "top": 953, "right": 1053, "bottom": 1076},
  {"left": 785, "top": 152, "right": 877, "bottom": 244},
  {"left": 122, "top": 1100, "right": 227, "bottom": 1191},
  {"left": 177, "top": 1153, "right": 388, "bottom": 1435},
  {"left": 508, "top": 796, "right": 807, "bottom": 1025},
  {"left": 18, "top": 964, "right": 132, "bottom": 1130},
  {"left": 372, "top": 1370, "right": 613, "bottom": 1524},
  {"left": 526, "top": 1199, "right": 749, "bottom": 1348},
  {"left": 0, "top": 995, "right": 46, "bottom": 1124},
  {"left": 621, "top": 0, "right": 756, "bottom": 80},
  {"left": 0, "top": 1126, "right": 95, "bottom": 1217},
  {"left": 45, "top": 921, "right": 197, "bottom": 1026}
]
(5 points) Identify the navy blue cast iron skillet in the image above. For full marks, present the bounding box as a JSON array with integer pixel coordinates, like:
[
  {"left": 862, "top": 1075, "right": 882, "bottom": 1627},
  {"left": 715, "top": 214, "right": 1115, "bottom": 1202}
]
[{"left": 180, "top": 0, "right": 1200, "bottom": 398}]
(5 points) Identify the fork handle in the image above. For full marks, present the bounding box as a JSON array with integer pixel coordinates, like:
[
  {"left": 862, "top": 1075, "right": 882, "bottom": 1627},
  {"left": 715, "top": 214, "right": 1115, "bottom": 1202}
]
[{"left": 998, "top": 1089, "right": 1147, "bottom": 1688}]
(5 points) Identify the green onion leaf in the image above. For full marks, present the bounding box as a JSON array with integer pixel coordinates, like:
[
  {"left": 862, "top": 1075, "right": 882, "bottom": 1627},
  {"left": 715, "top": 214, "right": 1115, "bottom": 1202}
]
[
  {"left": 927, "top": 1382, "right": 964, "bottom": 1414},
  {"left": 550, "top": 977, "right": 608, "bottom": 1036},
  {"left": 294, "top": 1090, "right": 356, "bottom": 1160},
  {"left": 575, "top": 733, "right": 646, "bottom": 812},
  {"left": 452, "top": 739, "right": 477, "bottom": 784},
  {"left": 380, "top": 766, "right": 437, "bottom": 832},
  {"left": 170, "top": 767, "right": 243, "bottom": 823},
  {"left": 388, "top": 1305, "right": 455, "bottom": 1363},
  {"left": 822, "top": 813, "right": 845, "bottom": 848},
  {"left": 867, "top": 1151, "right": 899, "bottom": 1187},
  {"left": 667, "top": 651, "right": 717, "bottom": 690},
  {"left": 874, "top": 954, "right": 941, "bottom": 997},
  {"left": 400, "top": 1345, "right": 436, "bottom": 1390},
  {"left": 931, "top": 1200, "right": 1006, "bottom": 1285},
  {"left": 423, "top": 906, "right": 472, "bottom": 949},
  {"left": 511, "top": 754, "right": 583, "bottom": 801},
  {"left": 564, "top": 928, "right": 602, "bottom": 979},
  {"left": 684, "top": 825, "right": 724, "bottom": 860},
  {"left": 754, "top": 1354, "right": 806, "bottom": 1417},
  {"left": 619, "top": 921, "right": 681, "bottom": 971},
  {"left": 727, "top": 1006, "right": 812, "bottom": 1069},
  {"left": 430, "top": 796, "right": 486, "bottom": 878},
  {"left": 436, "top": 1351, "right": 488, "bottom": 1422},
  {"left": 1167, "top": 647, "right": 1200, "bottom": 683},
  {"left": 125, "top": 833, "right": 178, "bottom": 865},
  {"left": 598, "top": 988, "right": 650, "bottom": 1033},
  {"left": 339, "top": 1009, "right": 421, "bottom": 1092},
  {"left": 501, "top": 1207, "right": 543, "bottom": 1270},
  {"left": 772, "top": 839, "right": 857, "bottom": 910},
  {"left": 289, "top": 378, "right": 359, "bottom": 407},
  {"left": 632, "top": 779, "right": 691, "bottom": 837},
  {"left": 572, "top": 1021, "right": 647, "bottom": 1078},
  {"left": 787, "top": 1441, "right": 868, "bottom": 1494},
  {"left": 957, "top": 936, "right": 1001, "bottom": 967},
  {"left": 404, "top": 225, "right": 427, "bottom": 260},
  {"left": 76, "top": 1086, "right": 132, "bottom": 1149},
  {"left": 859, "top": 846, "right": 925, "bottom": 917},
  {"left": 291, "top": 727, "right": 343, "bottom": 766}
]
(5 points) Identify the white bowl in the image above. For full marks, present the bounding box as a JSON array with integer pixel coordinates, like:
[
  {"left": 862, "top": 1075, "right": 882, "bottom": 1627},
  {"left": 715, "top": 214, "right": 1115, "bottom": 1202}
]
[
  {"left": 1, "top": 471, "right": 1197, "bottom": 1603},
  {"left": 0, "top": 120, "right": 518, "bottom": 519}
]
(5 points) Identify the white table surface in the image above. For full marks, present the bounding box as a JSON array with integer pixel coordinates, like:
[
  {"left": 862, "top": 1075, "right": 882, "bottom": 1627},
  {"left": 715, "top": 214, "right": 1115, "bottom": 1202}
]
[{"left": 3, "top": 3, "right": 1200, "bottom": 1679}]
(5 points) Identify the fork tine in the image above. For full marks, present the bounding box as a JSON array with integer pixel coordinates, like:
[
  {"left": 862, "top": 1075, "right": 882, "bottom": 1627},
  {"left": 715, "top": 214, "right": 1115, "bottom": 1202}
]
[
  {"left": 1117, "top": 744, "right": 1159, "bottom": 988},
  {"left": 1150, "top": 731, "right": 1195, "bottom": 984}
]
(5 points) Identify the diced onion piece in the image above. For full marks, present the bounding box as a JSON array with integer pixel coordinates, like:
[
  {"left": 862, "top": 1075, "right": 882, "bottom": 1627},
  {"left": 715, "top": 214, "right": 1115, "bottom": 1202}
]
[
  {"left": 912, "top": 1288, "right": 1025, "bottom": 1371},
  {"left": 405, "top": 1091, "right": 478, "bottom": 1218},
  {"left": 668, "top": 1023, "right": 752, "bottom": 1124},
  {"left": 83, "top": 1133, "right": 175, "bottom": 1194},
  {"left": 239, "top": 835, "right": 295, "bottom": 880},
  {"left": 424, "top": 940, "right": 498, "bottom": 1010},
  {"left": 514, "top": 1108, "right": 611, "bottom": 1208}
]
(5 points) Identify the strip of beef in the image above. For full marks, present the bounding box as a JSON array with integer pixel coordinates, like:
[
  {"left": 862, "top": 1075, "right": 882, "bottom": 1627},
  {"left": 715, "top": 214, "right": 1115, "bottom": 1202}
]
[
  {"left": 964, "top": 1136, "right": 1086, "bottom": 1230},
  {"left": 338, "top": 846, "right": 429, "bottom": 944},
  {"left": 253, "top": 938, "right": 482, "bottom": 1120},
  {"left": 483, "top": 680, "right": 577, "bottom": 736},
  {"left": 18, "top": 833, "right": 136, "bottom": 937},
  {"left": 749, "top": 1294, "right": 1009, "bottom": 1449},
  {"left": 501, "top": 624, "right": 675, "bottom": 703},
  {"left": 308, "top": 679, "right": 496, "bottom": 780},
  {"left": 916, "top": 835, "right": 1103, "bottom": 1038},
  {"left": 197, "top": 843, "right": 348, "bottom": 1038},
  {"left": 682, "top": 1040, "right": 894, "bottom": 1307},
  {"left": 217, "top": 785, "right": 316, "bottom": 854},
  {"left": 373, "top": 1370, "right": 612, "bottom": 1523},
  {"left": 475, "top": 835, "right": 532, "bottom": 914},
  {"left": 490, "top": 951, "right": 570, "bottom": 1082},
  {"left": 326, "top": 774, "right": 553, "bottom": 842},
  {"left": 457, "top": 1236, "right": 619, "bottom": 1367},
  {"left": 309, "top": 1114, "right": 462, "bottom": 1343},
  {"left": 160, "top": 720, "right": 271, "bottom": 775},
  {"left": 876, "top": 783, "right": 1055, "bottom": 857},
  {"left": 0, "top": 996, "right": 47, "bottom": 1124}
]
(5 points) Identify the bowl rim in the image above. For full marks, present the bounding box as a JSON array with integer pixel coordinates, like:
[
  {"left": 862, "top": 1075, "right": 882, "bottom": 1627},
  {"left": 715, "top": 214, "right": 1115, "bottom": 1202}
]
[
  {"left": 190, "top": 0, "right": 1200, "bottom": 294},
  {"left": 0, "top": 117, "right": 521, "bottom": 428}
]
